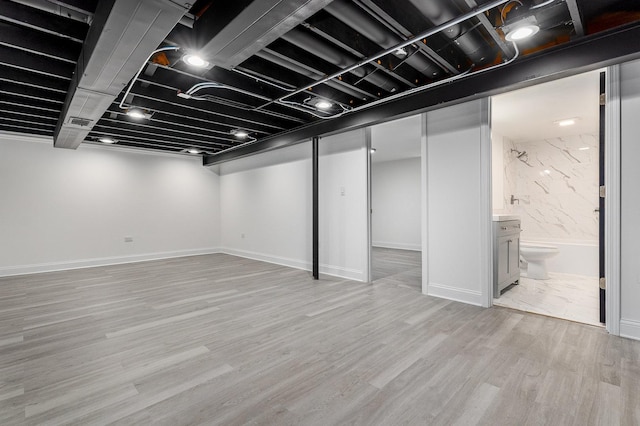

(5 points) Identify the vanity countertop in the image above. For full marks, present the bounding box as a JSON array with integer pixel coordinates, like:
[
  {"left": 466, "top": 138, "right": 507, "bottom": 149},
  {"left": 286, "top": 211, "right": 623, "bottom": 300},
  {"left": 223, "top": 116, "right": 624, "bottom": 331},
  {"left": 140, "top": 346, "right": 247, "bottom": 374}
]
[{"left": 492, "top": 214, "right": 520, "bottom": 222}]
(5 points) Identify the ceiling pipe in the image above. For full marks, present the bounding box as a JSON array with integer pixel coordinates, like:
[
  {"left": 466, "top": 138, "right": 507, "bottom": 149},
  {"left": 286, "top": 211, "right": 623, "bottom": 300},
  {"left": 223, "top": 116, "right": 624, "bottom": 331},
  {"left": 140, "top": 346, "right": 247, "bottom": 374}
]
[
  {"left": 256, "top": 0, "right": 511, "bottom": 111},
  {"left": 323, "top": 0, "right": 444, "bottom": 78},
  {"left": 255, "top": 50, "right": 378, "bottom": 100},
  {"left": 280, "top": 28, "right": 401, "bottom": 93},
  {"left": 407, "top": 0, "right": 496, "bottom": 66}
]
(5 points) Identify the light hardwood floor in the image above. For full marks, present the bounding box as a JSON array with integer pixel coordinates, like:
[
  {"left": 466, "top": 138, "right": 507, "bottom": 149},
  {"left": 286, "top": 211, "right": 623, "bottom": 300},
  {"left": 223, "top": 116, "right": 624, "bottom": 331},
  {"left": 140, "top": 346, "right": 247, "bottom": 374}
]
[{"left": 1, "top": 253, "right": 639, "bottom": 425}]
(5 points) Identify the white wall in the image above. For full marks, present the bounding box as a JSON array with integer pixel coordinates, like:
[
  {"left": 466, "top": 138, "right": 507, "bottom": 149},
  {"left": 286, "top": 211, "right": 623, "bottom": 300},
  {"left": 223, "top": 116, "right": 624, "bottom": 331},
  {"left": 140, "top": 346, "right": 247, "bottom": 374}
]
[
  {"left": 0, "top": 134, "right": 220, "bottom": 276},
  {"left": 620, "top": 59, "right": 640, "bottom": 340},
  {"left": 424, "top": 99, "right": 491, "bottom": 306},
  {"left": 319, "top": 129, "right": 369, "bottom": 281},
  {"left": 218, "top": 129, "right": 369, "bottom": 281},
  {"left": 219, "top": 142, "right": 312, "bottom": 270},
  {"left": 371, "top": 158, "right": 421, "bottom": 251}
]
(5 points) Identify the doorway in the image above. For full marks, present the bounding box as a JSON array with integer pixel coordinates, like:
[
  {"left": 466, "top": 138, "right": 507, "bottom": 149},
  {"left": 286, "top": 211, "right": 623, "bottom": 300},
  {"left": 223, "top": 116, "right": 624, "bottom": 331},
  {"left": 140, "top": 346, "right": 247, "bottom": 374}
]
[
  {"left": 369, "top": 115, "right": 422, "bottom": 291},
  {"left": 490, "top": 70, "right": 604, "bottom": 326}
]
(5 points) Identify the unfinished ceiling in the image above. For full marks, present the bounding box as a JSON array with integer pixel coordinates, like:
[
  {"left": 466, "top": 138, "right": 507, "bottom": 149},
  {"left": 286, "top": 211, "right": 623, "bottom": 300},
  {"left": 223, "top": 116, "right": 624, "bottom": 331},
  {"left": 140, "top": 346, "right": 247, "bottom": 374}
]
[{"left": 1, "top": 0, "right": 639, "bottom": 163}]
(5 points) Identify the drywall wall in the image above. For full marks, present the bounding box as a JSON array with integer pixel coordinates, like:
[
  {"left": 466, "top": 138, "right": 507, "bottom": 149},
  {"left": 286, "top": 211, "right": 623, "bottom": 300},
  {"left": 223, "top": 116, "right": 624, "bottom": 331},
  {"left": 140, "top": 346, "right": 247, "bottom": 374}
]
[
  {"left": 0, "top": 134, "right": 220, "bottom": 276},
  {"left": 371, "top": 158, "right": 421, "bottom": 251},
  {"left": 620, "top": 59, "right": 640, "bottom": 340},
  {"left": 219, "top": 129, "right": 368, "bottom": 281},
  {"left": 219, "top": 142, "right": 312, "bottom": 271},
  {"left": 425, "top": 99, "right": 491, "bottom": 306},
  {"left": 319, "top": 129, "right": 369, "bottom": 281}
]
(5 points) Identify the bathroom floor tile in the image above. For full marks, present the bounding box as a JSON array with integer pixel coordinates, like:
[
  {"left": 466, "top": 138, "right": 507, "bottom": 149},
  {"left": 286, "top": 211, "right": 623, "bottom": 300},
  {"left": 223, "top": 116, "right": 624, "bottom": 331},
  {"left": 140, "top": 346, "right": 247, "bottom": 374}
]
[{"left": 494, "top": 272, "right": 602, "bottom": 327}]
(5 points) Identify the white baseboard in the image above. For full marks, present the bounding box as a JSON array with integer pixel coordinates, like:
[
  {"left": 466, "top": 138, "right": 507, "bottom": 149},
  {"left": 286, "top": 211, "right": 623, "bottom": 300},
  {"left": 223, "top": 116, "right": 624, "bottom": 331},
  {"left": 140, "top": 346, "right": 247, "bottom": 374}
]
[
  {"left": 220, "top": 247, "right": 365, "bottom": 282},
  {"left": 620, "top": 319, "right": 640, "bottom": 341},
  {"left": 221, "top": 248, "right": 310, "bottom": 271},
  {"left": 427, "top": 282, "right": 483, "bottom": 306},
  {"left": 372, "top": 241, "right": 421, "bottom": 251},
  {"left": 0, "top": 247, "right": 221, "bottom": 277}
]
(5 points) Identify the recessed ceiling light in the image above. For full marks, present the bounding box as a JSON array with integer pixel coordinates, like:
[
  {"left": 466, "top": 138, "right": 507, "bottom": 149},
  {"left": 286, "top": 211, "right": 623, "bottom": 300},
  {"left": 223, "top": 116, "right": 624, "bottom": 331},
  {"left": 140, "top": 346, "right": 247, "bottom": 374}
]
[
  {"left": 183, "top": 53, "right": 209, "bottom": 68},
  {"left": 315, "top": 100, "right": 332, "bottom": 110},
  {"left": 188, "top": 148, "right": 200, "bottom": 154},
  {"left": 98, "top": 136, "right": 117, "bottom": 144},
  {"left": 556, "top": 118, "right": 577, "bottom": 127},
  {"left": 126, "top": 108, "right": 147, "bottom": 119},
  {"left": 505, "top": 24, "right": 540, "bottom": 41},
  {"left": 231, "top": 129, "right": 249, "bottom": 139},
  {"left": 394, "top": 47, "right": 407, "bottom": 57}
]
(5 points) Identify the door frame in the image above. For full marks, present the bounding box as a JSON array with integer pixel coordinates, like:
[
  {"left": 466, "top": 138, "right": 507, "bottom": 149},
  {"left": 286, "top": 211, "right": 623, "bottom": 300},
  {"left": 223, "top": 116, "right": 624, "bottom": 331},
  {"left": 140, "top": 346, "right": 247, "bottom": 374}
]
[
  {"left": 604, "top": 65, "right": 621, "bottom": 335},
  {"left": 485, "top": 67, "right": 621, "bottom": 335}
]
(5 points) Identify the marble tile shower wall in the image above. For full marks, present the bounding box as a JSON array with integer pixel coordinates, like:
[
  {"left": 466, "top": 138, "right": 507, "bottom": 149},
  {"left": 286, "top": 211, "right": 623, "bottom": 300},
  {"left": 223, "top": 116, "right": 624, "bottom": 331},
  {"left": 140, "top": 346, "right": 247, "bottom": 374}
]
[{"left": 503, "top": 134, "right": 599, "bottom": 244}]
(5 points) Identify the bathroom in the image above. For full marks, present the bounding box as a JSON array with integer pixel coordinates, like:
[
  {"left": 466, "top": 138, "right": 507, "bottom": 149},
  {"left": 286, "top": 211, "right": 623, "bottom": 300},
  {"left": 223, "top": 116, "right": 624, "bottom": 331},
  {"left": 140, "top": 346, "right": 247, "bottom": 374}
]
[{"left": 491, "top": 70, "right": 602, "bottom": 326}]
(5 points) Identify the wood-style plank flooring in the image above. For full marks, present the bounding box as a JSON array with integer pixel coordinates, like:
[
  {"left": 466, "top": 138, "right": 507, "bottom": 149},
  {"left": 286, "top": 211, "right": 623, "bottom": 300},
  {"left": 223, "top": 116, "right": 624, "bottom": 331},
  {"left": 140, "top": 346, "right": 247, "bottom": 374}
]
[
  {"left": 372, "top": 247, "right": 421, "bottom": 291},
  {"left": 1, "top": 253, "right": 639, "bottom": 425}
]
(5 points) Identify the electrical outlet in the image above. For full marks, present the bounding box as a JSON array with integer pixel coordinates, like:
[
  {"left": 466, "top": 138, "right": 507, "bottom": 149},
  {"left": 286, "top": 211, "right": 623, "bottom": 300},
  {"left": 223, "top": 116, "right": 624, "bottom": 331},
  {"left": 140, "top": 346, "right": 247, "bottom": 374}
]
[{"left": 124, "top": 236, "right": 133, "bottom": 243}]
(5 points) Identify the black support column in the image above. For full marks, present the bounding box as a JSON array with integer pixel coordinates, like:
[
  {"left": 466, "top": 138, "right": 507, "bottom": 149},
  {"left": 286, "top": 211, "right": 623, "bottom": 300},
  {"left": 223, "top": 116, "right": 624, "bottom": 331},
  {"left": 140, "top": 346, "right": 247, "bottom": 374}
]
[{"left": 312, "top": 136, "right": 319, "bottom": 280}]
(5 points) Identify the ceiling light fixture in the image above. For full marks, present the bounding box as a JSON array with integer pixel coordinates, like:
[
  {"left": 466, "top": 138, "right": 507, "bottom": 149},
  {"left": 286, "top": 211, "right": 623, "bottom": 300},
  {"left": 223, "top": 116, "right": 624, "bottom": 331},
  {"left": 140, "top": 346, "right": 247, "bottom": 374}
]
[
  {"left": 556, "top": 118, "right": 578, "bottom": 127},
  {"left": 370, "top": 148, "right": 377, "bottom": 154},
  {"left": 187, "top": 148, "right": 201, "bottom": 154},
  {"left": 505, "top": 24, "right": 540, "bottom": 41},
  {"left": 315, "top": 100, "right": 332, "bottom": 110},
  {"left": 98, "top": 136, "right": 117, "bottom": 144},
  {"left": 231, "top": 129, "right": 249, "bottom": 139},
  {"left": 579, "top": 146, "right": 590, "bottom": 151},
  {"left": 394, "top": 47, "right": 407, "bottom": 57},
  {"left": 503, "top": 15, "right": 540, "bottom": 42},
  {"left": 126, "top": 108, "right": 147, "bottom": 119},
  {"left": 182, "top": 53, "right": 209, "bottom": 68}
]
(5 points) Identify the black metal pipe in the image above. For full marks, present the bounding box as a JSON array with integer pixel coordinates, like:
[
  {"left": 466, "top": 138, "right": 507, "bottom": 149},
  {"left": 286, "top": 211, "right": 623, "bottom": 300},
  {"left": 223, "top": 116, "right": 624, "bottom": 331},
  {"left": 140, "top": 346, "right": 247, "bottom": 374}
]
[
  {"left": 324, "top": 0, "right": 443, "bottom": 78},
  {"left": 312, "top": 136, "right": 319, "bottom": 280}
]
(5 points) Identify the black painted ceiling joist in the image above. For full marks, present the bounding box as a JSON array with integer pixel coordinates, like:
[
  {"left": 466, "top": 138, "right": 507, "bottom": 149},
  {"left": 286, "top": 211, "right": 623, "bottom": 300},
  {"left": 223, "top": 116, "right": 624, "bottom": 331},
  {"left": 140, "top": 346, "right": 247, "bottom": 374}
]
[
  {"left": 0, "top": 66, "right": 70, "bottom": 93},
  {"left": 0, "top": 21, "right": 81, "bottom": 63},
  {"left": 0, "top": 0, "right": 89, "bottom": 42},
  {"left": 0, "top": 45, "right": 75, "bottom": 79},
  {"left": 204, "top": 21, "right": 640, "bottom": 165}
]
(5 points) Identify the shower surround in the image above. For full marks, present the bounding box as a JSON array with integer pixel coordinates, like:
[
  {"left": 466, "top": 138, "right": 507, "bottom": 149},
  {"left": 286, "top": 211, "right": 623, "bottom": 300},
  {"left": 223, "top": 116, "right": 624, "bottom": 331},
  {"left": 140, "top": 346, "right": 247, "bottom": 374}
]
[{"left": 502, "top": 133, "right": 599, "bottom": 245}]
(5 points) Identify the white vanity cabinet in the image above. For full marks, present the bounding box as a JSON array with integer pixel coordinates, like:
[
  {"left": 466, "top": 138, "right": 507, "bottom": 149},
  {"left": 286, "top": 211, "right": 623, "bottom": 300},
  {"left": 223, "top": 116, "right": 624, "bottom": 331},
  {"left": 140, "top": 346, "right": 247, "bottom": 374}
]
[{"left": 493, "top": 217, "right": 521, "bottom": 298}]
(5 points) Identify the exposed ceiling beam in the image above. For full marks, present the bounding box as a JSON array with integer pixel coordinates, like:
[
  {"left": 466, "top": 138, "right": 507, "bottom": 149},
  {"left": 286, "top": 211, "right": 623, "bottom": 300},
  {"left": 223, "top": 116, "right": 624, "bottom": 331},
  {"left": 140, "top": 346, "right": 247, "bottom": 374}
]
[
  {"left": 128, "top": 82, "right": 295, "bottom": 130},
  {"left": 565, "top": 0, "right": 585, "bottom": 37},
  {"left": 0, "top": 21, "right": 81, "bottom": 63},
  {"left": 0, "top": 65, "right": 70, "bottom": 93},
  {"left": 204, "top": 21, "right": 640, "bottom": 165},
  {"left": 301, "top": 15, "right": 420, "bottom": 88},
  {"left": 0, "top": 0, "right": 89, "bottom": 41},
  {"left": 53, "top": 0, "right": 191, "bottom": 149},
  {"left": 194, "top": 0, "right": 336, "bottom": 69},
  {"left": 464, "top": 0, "right": 514, "bottom": 57},
  {"left": 354, "top": 0, "right": 463, "bottom": 75},
  {"left": 0, "top": 80, "right": 66, "bottom": 103},
  {"left": 0, "top": 45, "right": 74, "bottom": 79}
]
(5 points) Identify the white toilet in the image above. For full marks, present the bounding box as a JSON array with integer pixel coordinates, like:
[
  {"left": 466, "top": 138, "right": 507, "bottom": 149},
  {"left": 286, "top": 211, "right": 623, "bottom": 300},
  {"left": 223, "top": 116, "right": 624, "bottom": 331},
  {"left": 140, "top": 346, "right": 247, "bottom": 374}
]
[{"left": 520, "top": 242, "right": 559, "bottom": 280}]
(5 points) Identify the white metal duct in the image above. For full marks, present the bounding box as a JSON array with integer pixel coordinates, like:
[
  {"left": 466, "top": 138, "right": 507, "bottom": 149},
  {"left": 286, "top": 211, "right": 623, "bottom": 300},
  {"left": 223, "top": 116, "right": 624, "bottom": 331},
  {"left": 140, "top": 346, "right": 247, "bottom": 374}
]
[
  {"left": 54, "top": 0, "right": 190, "bottom": 149},
  {"left": 194, "top": 0, "right": 336, "bottom": 69}
]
